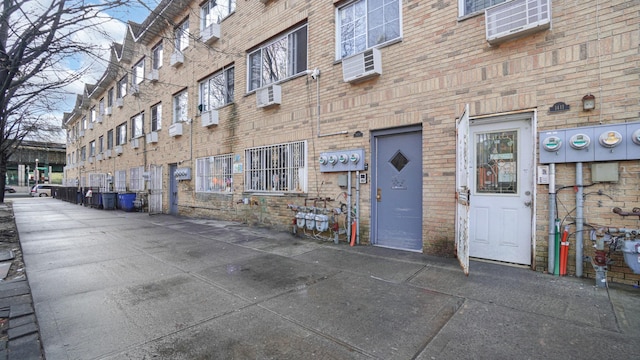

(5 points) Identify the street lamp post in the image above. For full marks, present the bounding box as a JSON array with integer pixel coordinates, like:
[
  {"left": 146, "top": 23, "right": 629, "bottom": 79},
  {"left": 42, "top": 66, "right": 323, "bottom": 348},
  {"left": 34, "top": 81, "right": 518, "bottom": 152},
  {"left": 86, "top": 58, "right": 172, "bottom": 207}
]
[{"left": 35, "top": 158, "right": 38, "bottom": 187}]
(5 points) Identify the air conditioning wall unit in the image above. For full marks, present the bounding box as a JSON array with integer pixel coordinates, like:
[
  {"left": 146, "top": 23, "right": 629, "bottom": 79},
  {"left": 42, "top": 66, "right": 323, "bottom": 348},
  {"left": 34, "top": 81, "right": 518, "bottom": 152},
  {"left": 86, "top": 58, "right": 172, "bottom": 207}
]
[
  {"left": 485, "top": 0, "right": 551, "bottom": 45},
  {"left": 201, "top": 23, "right": 220, "bottom": 44},
  {"left": 147, "top": 69, "right": 159, "bottom": 82},
  {"left": 79, "top": 130, "right": 85, "bottom": 137},
  {"left": 96, "top": 153, "right": 103, "bottom": 161},
  {"left": 169, "top": 122, "right": 183, "bottom": 137},
  {"left": 115, "top": 98, "right": 124, "bottom": 108},
  {"left": 114, "top": 145, "right": 123, "bottom": 155},
  {"left": 131, "top": 138, "right": 140, "bottom": 149},
  {"left": 105, "top": 149, "right": 112, "bottom": 158},
  {"left": 88, "top": 122, "right": 94, "bottom": 130},
  {"left": 256, "top": 84, "right": 282, "bottom": 108},
  {"left": 170, "top": 52, "right": 184, "bottom": 67},
  {"left": 96, "top": 116, "right": 103, "bottom": 123},
  {"left": 201, "top": 110, "right": 219, "bottom": 127},
  {"left": 88, "top": 156, "right": 94, "bottom": 164},
  {"left": 342, "top": 48, "right": 382, "bottom": 83},
  {"left": 105, "top": 107, "right": 112, "bottom": 115},
  {"left": 146, "top": 131, "right": 158, "bottom": 144}
]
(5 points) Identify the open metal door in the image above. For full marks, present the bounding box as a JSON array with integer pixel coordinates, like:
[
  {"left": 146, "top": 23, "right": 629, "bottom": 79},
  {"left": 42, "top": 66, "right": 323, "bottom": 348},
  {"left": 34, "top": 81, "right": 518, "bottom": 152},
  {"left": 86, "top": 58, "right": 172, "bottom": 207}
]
[
  {"left": 455, "top": 105, "right": 470, "bottom": 275},
  {"left": 148, "top": 165, "right": 163, "bottom": 214}
]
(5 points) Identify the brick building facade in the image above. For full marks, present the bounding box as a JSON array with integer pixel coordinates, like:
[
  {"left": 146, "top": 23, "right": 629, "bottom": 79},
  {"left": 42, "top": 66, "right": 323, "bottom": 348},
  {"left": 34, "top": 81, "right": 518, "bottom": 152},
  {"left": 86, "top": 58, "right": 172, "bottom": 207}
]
[{"left": 63, "top": 0, "right": 640, "bottom": 285}]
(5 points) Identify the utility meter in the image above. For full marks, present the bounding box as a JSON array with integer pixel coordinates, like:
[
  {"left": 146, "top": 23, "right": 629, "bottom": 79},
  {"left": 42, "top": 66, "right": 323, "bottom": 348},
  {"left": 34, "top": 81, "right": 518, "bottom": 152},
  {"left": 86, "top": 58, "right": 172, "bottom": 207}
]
[
  {"left": 350, "top": 153, "right": 360, "bottom": 163},
  {"left": 318, "top": 156, "right": 328, "bottom": 165},
  {"left": 338, "top": 154, "right": 348, "bottom": 163},
  {"left": 569, "top": 133, "right": 591, "bottom": 150},
  {"left": 632, "top": 129, "right": 640, "bottom": 146},
  {"left": 328, "top": 155, "right": 338, "bottom": 165},
  {"left": 542, "top": 136, "right": 562, "bottom": 152},
  {"left": 598, "top": 130, "right": 622, "bottom": 148}
]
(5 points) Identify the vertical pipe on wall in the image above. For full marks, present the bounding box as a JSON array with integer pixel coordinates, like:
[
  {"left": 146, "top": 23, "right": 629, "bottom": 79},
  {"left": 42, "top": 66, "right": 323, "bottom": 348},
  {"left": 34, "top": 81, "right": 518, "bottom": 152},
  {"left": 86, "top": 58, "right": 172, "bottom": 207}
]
[
  {"left": 575, "top": 162, "right": 584, "bottom": 277},
  {"left": 548, "top": 163, "right": 556, "bottom": 274},
  {"left": 356, "top": 170, "right": 360, "bottom": 245},
  {"left": 347, "top": 170, "right": 352, "bottom": 244}
]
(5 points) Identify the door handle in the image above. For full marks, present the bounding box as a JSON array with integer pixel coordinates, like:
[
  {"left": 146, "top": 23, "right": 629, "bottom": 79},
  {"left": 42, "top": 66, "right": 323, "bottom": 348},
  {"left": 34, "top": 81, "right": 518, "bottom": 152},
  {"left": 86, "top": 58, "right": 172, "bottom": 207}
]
[
  {"left": 524, "top": 200, "right": 532, "bottom": 207},
  {"left": 376, "top": 188, "right": 382, "bottom": 202}
]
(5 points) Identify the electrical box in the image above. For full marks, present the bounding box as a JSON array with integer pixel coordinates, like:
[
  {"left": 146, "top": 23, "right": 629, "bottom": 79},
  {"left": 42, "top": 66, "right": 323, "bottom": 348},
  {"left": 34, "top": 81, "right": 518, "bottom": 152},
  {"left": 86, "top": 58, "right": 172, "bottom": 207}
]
[
  {"left": 319, "top": 148, "right": 365, "bottom": 172},
  {"left": 537, "top": 165, "right": 549, "bottom": 184},
  {"left": 539, "top": 130, "right": 565, "bottom": 164},
  {"left": 591, "top": 162, "right": 619, "bottom": 182},
  {"left": 565, "top": 127, "right": 594, "bottom": 163},
  {"left": 595, "top": 124, "right": 626, "bottom": 161},
  {"left": 337, "top": 174, "right": 348, "bottom": 188}
]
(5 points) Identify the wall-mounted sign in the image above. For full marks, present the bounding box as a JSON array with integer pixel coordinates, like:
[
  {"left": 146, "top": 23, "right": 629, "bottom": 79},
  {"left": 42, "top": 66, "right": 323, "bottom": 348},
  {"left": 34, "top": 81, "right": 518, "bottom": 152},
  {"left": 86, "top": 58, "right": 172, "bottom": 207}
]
[{"left": 549, "top": 102, "right": 570, "bottom": 113}]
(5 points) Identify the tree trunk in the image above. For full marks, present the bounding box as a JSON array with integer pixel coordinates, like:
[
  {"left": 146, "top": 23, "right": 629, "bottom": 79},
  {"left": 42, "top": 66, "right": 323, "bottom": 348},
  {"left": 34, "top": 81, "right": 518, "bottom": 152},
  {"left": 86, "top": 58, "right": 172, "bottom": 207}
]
[{"left": 0, "top": 156, "right": 7, "bottom": 203}]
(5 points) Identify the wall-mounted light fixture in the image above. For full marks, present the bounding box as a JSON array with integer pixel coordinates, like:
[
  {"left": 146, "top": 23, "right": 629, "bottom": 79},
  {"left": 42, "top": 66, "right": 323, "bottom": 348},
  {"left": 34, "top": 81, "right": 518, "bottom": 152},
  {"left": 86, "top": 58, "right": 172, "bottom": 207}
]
[{"left": 582, "top": 94, "right": 596, "bottom": 111}]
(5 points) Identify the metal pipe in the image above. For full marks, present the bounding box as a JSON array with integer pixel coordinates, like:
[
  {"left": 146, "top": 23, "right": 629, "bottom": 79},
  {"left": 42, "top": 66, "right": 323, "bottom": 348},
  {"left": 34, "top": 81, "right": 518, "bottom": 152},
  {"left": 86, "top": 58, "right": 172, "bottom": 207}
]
[
  {"left": 576, "top": 162, "right": 584, "bottom": 277},
  {"left": 548, "top": 163, "right": 556, "bottom": 274},
  {"left": 356, "top": 170, "right": 360, "bottom": 245},
  {"left": 347, "top": 171, "right": 352, "bottom": 244}
]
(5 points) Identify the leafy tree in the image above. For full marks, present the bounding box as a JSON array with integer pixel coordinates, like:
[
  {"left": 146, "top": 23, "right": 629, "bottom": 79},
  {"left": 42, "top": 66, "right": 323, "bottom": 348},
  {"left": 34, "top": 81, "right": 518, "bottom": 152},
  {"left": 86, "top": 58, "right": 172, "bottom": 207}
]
[{"left": 0, "top": 0, "right": 126, "bottom": 201}]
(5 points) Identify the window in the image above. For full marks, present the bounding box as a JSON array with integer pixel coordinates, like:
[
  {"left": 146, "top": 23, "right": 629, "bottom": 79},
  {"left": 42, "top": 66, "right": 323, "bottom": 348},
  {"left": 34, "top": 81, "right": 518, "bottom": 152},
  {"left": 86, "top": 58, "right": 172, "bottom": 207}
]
[
  {"left": 90, "top": 107, "right": 96, "bottom": 123},
  {"left": 196, "top": 154, "right": 233, "bottom": 193},
  {"left": 107, "top": 129, "right": 113, "bottom": 149},
  {"left": 173, "top": 90, "right": 188, "bottom": 123},
  {"left": 245, "top": 141, "right": 307, "bottom": 193},
  {"left": 99, "top": 98, "right": 105, "bottom": 115},
  {"left": 80, "top": 146, "right": 87, "bottom": 161},
  {"left": 89, "top": 141, "right": 95, "bottom": 157},
  {"left": 116, "top": 122, "right": 127, "bottom": 145},
  {"left": 82, "top": 116, "right": 87, "bottom": 130},
  {"left": 199, "top": 66, "right": 234, "bottom": 112},
  {"left": 336, "top": 0, "right": 401, "bottom": 59},
  {"left": 247, "top": 24, "right": 307, "bottom": 91},
  {"left": 175, "top": 19, "right": 189, "bottom": 52},
  {"left": 130, "top": 166, "right": 144, "bottom": 191},
  {"left": 201, "top": 0, "right": 235, "bottom": 29},
  {"left": 114, "top": 170, "right": 126, "bottom": 192},
  {"left": 152, "top": 42, "right": 163, "bottom": 70},
  {"left": 151, "top": 103, "right": 162, "bottom": 131},
  {"left": 98, "top": 136, "right": 104, "bottom": 153},
  {"left": 107, "top": 88, "right": 114, "bottom": 107},
  {"left": 117, "top": 75, "right": 128, "bottom": 98},
  {"left": 459, "top": 0, "right": 506, "bottom": 17},
  {"left": 133, "top": 59, "right": 145, "bottom": 85},
  {"left": 131, "top": 112, "right": 144, "bottom": 138}
]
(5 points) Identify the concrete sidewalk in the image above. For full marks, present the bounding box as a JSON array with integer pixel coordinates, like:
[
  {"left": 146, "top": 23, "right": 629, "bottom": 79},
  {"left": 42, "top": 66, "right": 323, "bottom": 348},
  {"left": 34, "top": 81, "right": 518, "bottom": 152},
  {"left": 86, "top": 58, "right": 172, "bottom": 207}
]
[{"left": 10, "top": 198, "right": 640, "bottom": 359}]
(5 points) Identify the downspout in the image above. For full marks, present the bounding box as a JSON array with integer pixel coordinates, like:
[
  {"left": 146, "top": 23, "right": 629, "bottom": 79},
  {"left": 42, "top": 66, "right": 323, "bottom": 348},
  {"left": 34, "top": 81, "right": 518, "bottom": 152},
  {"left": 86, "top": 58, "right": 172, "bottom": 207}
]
[
  {"left": 548, "top": 163, "right": 556, "bottom": 274},
  {"left": 575, "top": 162, "right": 584, "bottom": 277}
]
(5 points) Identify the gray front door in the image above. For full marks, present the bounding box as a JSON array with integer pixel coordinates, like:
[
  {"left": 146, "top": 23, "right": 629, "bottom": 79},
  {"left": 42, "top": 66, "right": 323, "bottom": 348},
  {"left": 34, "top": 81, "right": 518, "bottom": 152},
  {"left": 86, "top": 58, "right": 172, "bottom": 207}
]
[
  {"left": 169, "top": 164, "right": 178, "bottom": 216},
  {"left": 372, "top": 127, "right": 423, "bottom": 252}
]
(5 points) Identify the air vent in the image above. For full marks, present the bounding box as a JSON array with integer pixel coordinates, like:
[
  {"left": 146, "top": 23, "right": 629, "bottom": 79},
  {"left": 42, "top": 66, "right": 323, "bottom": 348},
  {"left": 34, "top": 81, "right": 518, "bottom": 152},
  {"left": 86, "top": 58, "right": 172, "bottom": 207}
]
[
  {"left": 202, "top": 110, "right": 219, "bottom": 127},
  {"left": 200, "top": 23, "right": 220, "bottom": 44},
  {"left": 342, "top": 48, "right": 382, "bottom": 83},
  {"left": 170, "top": 52, "right": 184, "bottom": 67},
  {"left": 485, "top": 0, "right": 551, "bottom": 45},
  {"left": 256, "top": 84, "right": 282, "bottom": 108}
]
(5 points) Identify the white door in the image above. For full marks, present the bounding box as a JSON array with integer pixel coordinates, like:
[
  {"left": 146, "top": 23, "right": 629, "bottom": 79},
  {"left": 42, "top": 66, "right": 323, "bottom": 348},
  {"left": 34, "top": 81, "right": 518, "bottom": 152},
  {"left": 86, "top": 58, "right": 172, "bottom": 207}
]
[
  {"left": 149, "top": 165, "right": 163, "bottom": 214},
  {"left": 469, "top": 115, "right": 533, "bottom": 265},
  {"left": 455, "top": 105, "right": 470, "bottom": 275}
]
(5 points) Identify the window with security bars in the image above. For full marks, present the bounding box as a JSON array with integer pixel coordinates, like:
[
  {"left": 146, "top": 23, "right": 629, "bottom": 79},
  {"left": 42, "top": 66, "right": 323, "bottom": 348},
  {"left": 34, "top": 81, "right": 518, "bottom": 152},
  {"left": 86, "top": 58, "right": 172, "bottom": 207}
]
[
  {"left": 245, "top": 141, "right": 307, "bottom": 193},
  {"left": 88, "top": 173, "right": 108, "bottom": 192},
  {"left": 196, "top": 154, "right": 233, "bottom": 193},
  {"left": 129, "top": 166, "right": 144, "bottom": 191},
  {"left": 114, "top": 170, "right": 127, "bottom": 192}
]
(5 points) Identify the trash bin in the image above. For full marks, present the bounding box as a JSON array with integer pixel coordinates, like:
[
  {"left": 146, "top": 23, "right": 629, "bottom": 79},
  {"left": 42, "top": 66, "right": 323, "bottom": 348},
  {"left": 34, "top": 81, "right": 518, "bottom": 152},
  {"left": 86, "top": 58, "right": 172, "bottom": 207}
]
[
  {"left": 118, "top": 193, "right": 136, "bottom": 212},
  {"left": 102, "top": 192, "right": 117, "bottom": 210}
]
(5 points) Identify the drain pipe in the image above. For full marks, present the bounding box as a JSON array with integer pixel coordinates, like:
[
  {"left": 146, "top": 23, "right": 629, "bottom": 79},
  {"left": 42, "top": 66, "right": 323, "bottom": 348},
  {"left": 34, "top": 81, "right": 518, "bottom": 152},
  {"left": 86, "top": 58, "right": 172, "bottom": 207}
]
[
  {"left": 575, "top": 162, "right": 584, "bottom": 277},
  {"left": 548, "top": 163, "right": 556, "bottom": 274},
  {"left": 347, "top": 171, "right": 352, "bottom": 244}
]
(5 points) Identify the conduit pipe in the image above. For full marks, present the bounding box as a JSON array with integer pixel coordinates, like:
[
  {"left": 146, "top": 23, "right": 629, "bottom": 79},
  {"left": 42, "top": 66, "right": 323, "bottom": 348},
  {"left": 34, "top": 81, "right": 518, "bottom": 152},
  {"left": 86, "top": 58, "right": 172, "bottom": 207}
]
[
  {"left": 347, "top": 171, "right": 352, "bottom": 244},
  {"left": 575, "top": 162, "right": 584, "bottom": 277},
  {"left": 356, "top": 170, "right": 360, "bottom": 245},
  {"left": 548, "top": 163, "right": 556, "bottom": 274}
]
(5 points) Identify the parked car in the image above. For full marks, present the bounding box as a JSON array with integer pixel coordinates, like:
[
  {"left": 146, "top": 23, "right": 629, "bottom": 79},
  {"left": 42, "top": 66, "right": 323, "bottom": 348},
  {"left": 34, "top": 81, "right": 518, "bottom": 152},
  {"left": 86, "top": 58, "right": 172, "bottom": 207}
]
[
  {"left": 4, "top": 186, "right": 16, "bottom": 193},
  {"left": 30, "top": 184, "right": 59, "bottom": 197}
]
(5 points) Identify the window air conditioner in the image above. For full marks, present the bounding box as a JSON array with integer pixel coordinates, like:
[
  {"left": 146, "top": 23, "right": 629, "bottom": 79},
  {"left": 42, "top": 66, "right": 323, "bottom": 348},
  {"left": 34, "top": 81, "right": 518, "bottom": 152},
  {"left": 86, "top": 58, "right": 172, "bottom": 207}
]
[
  {"left": 105, "top": 107, "right": 112, "bottom": 115},
  {"left": 105, "top": 149, "right": 112, "bottom": 158},
  {"left": 115, "top": 98, "right": 124, "bottom": 108},
  {"left": 201, "top": 110, "right": 219, "bottom": 127},
  {"left": 79, "top": 130, "right": 85, "bottom": 137},
  {"left": 342, "top": 48, "right": 382, "bottom": 83},
  {"left": 485, "top": 0, "right": 551, "bottom": 45},
  {"left": 169, "top": 122, "right": 183, "bottom": 137},
  {"left": 96, "top": 153, "right": 103, "bottom": 161},
  {"left": 96, "top": 116, "right": 102, "bottom": 123},
  {"left": 147, "top": 69, "right": 159, "bottom": 82},
  {"left": 114, "top": 145, "right": 123, "bottom": 155},
  {"left": 170, "top": 52, "right": 184, "bottom": 67},
  {"left": 88, "top": 156, "right": 94, "bottom": 164},
  {"left": 146, "top": 131, "right": 158, "bottom": 144},
  {"left": 131, "top": 138, "right": 140, "bottom": 149},
  {"left": 88, "top": 122, "right": 94, "bottom": 130},
  {"left": 256, "top": 84, "right": 282, "bottom": 108},
  {"left": 201, "top": 23, "right": 220, "bottom": 45}
]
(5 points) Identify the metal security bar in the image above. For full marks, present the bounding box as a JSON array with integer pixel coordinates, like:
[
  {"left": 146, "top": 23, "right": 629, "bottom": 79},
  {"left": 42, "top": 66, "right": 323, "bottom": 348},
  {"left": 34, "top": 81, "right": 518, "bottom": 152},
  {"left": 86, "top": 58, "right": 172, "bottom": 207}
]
[{"left": 246, "top": 141, "right": 306, "bottom": 193}]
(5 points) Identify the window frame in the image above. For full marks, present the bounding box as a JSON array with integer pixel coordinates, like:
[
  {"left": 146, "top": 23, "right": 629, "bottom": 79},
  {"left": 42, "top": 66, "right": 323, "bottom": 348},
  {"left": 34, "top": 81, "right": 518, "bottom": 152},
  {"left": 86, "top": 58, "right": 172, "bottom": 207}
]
[
  {"left": 98, "top": 135, "right": 104, "bottom": 153},
  {"left": 107, "top": 129, "right": 114, "bottom": 150},
  {"left": 107, "top": 88, "right": 114, "bottom": 107},
  {"left": 196, "top": 154, "right": 234, "bottom": 193},
  {"left": 152, "top": 42, "right": 163, "bottom": 70},
  {"left": 132, "top": 58, "right": 145, "bottom": 85},
  {"left": 175, "top": 19, "right": 189, "bottom": 52},
  {"left": 114, "top": 170, "right": 127, "bottom": 192},
  {"left": 116, "top": 122, "right": 127, "bottom": 145},
  {"left": 245, "top": 140, "right": 307, "bottom": 193},
  {"left": 151, "top": 103, "right": 162, "bottom": 131},
  {"left": 199, "top": 65, "right": 234, "bottom": 113},
  {"left": 247, "top": 24, "right": 308, "bottom": 92},
  {"left": 129, "top": 166, "right": 145, "bottom": 192},
  {"left": 335, "top": 0, "right": 402, "bottom": 60},
  {"left": 201, "top": 0, "right": 236, "bottom": 30},
  {"left": 458, "top": 0, "right": 507, "bottom": 18},
  {"left": 173, "top": 89, "right": 188, "bottom": 124},
  {"left": 131, "top": 112, "right": 144, "bottom": 139},
  {"left": 89, "top": 140, "right": 95, "bottom": 157},
  {"left": 117, "top": 75, "right": 128, "bottom": 98}
]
